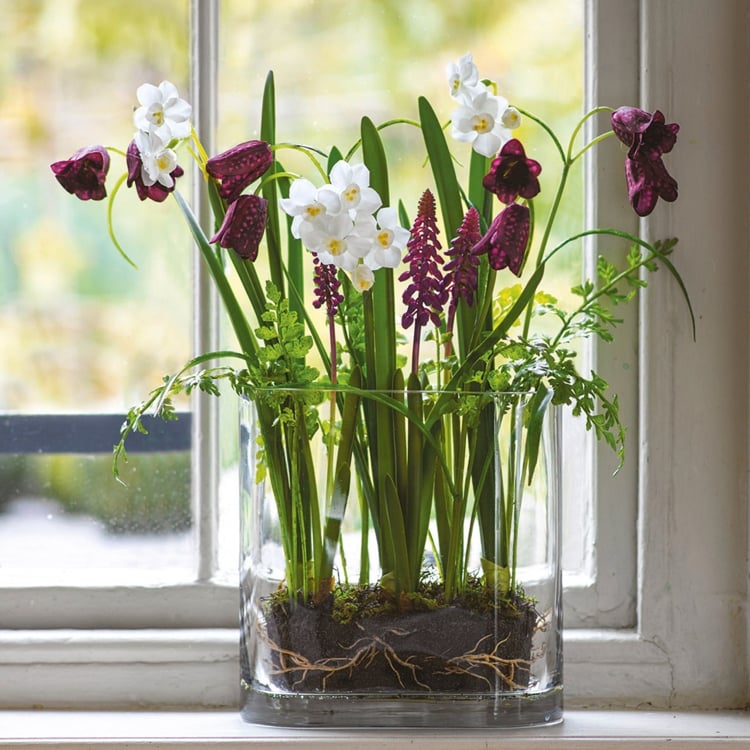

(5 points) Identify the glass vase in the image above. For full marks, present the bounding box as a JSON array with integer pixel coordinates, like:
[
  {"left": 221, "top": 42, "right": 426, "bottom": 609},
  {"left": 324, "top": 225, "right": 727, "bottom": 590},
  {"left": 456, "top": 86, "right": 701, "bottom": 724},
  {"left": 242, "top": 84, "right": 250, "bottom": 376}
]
[{"left": 239, "top": 388, "right": 562, "bottom": 727}]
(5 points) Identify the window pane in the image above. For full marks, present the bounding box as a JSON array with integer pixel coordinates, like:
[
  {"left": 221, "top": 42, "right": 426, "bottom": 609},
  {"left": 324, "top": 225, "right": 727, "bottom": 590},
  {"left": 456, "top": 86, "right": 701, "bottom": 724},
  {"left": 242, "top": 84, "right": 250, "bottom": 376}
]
[
  {"left": 0, "top": 0, "right": 194, "bottom": 579},
  {"left": 215, "top": 0, "right": 585, "bottom": 576}
]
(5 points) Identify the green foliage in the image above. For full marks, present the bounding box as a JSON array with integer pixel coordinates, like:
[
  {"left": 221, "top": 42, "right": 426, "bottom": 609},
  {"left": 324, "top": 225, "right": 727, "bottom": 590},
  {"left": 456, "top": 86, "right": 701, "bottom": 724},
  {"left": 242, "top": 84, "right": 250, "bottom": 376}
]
[{"left": 97, "top": 52, "right": 692, "bottom": 609}]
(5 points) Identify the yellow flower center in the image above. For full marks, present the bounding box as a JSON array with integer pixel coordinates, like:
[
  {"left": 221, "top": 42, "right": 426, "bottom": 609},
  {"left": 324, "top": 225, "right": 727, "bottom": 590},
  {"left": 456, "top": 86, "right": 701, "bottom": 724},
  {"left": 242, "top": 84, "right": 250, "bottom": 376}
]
[
  {"left": 471, "top": 114, "right": 493, "bottom": 134},
  {"left": 377, "top": 229, "right": 393, "bottom": 248},
  {"left": 326, "top": 238, "right": 344, "bottom": 256},
  {"left": 305, "top": 204, "right": 323, "bottom": 219},
  {"left": 156, "top": 153, "right": 171, "bottom": 171},
  {"left": 342, "top": 184, "right": 360, "bottom": 205},
  {"left": 151, "top": 108, "right": 165, "bottom": 126}
]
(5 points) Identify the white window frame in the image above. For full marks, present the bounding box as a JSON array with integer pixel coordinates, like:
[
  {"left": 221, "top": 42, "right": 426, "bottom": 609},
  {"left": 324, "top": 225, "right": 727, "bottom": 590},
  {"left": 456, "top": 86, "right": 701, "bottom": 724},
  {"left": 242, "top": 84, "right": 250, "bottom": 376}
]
[{"left": 0, "top": 0, "right": 748, "bottom": 711}]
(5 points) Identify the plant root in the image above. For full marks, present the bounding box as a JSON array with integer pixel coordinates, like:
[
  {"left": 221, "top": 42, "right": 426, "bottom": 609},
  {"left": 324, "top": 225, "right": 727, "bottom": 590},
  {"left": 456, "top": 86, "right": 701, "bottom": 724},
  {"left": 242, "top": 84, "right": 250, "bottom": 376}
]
[
  {"left": 438, "top": 633, "right": 532, "bottom": 691},
  {"left": 264, "top": 627, "right": 431, "bottom": 690}
]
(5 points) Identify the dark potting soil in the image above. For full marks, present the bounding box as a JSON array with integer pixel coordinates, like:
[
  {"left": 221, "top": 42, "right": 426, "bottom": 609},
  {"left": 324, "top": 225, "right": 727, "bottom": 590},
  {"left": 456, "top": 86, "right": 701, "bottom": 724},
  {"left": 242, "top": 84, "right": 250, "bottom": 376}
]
[{"left": 263, "top": 585, "right": 538, "bottom": 693}]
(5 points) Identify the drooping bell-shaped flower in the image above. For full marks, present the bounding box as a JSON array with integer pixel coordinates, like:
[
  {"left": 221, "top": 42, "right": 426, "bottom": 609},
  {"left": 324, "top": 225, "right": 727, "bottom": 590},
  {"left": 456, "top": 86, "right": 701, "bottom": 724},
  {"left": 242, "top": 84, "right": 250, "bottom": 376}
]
[
  {"left": 210, "top": 193, "right": 268, "bottom": 261},
  {"left": 483, "top": 139, "right": 541, "bottom": 205},
  {"left": 474, "top": 202, "right": 530, "bottom": 277},
  {"left": 611, "top": 107, "right": 679, "bottom": 161},
  {"left": 206, "top": 140, "right": 273, "bottom": 203},
  {"left": 611, "top": 107, "right": 679, "bottom": 216},
  {"left": 50, "top": 145, "right": 110, "bottom": 201},
  {"left": 126, "top": 139, "right": 183, "bottom": 202}
]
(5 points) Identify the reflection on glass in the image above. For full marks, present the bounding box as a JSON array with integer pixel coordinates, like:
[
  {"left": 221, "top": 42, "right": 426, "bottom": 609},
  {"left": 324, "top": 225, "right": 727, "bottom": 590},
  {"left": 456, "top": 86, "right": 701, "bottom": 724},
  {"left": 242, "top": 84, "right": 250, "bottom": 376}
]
[
  {"left": 0, "top": 452, "right": 191, "bottom": 575},
  {"left": 0, "top": 1, "right": 193, "bottom": 578}
]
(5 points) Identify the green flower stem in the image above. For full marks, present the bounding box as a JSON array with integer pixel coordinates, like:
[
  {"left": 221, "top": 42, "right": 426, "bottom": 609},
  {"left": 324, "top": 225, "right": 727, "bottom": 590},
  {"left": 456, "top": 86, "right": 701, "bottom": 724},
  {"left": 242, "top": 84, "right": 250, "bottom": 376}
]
[
  {"left": 173, "top": 190, "right": 258, "bottom": 358},
  {"left": 106, "top": 173, "right": 137, "bottom": 269}
]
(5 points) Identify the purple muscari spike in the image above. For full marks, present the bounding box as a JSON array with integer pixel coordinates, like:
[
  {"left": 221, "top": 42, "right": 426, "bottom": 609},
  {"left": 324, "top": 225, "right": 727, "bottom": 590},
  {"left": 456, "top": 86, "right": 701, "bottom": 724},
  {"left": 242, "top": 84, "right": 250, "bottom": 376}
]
[
  {"left": 399, "top": 190, "right": 447, "bottom": 330},
  {"left": 312, "top": 256, "right": 344, "bottom": 318},
  {"left": 399, "top": 190, "right": 448, "bottom": 375},
  {"left": 444, "top": 207, "right": 483, "bottom": 325}
]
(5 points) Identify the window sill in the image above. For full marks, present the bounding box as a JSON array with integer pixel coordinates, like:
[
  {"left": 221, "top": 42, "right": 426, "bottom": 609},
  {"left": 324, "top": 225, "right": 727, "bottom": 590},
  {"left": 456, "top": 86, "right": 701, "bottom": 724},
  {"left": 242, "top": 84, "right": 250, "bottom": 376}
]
[{"left": 1, "top": 710, "right": 749, "bottom": 748}]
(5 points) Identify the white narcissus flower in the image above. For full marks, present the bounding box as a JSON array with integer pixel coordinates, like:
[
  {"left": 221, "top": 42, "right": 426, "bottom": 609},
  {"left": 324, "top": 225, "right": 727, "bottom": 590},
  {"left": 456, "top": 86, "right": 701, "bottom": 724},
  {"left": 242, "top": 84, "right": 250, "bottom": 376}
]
[
  {"left": 134, "top": 130, "right": 179, "bottom": 188},
  {"left": 134, "top": 81, "right": 192, "bottom": 141},
  {"left": 299, "top": 213, "right": 370, "bottom": 273},
  {"left": 451, "top": 88, "right": 513, "bottom": 158},
  {"left": 365, "top": 207, "right": 410, "bottom": 270},
  {"left": 501, "top": 106, "right": 522, "bottom": 130},
  {"left": 351, "top": 263, "right": 374, "bottom": 292},
  {"left": 279, "top": 178, "right": 341, "bottom": 239},
  {"left": 446, "top": 52, "right": 482, "bottom": 104},
  {"left": 319, "top": 160, "right": 382, "bottom": 217}
]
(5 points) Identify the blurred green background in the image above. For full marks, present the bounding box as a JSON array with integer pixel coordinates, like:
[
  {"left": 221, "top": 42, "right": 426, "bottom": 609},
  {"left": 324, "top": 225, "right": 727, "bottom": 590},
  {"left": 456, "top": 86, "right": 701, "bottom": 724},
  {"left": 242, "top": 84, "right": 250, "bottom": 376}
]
[{"left": 0, "top": 0, "right": 582, "bottom": 542}]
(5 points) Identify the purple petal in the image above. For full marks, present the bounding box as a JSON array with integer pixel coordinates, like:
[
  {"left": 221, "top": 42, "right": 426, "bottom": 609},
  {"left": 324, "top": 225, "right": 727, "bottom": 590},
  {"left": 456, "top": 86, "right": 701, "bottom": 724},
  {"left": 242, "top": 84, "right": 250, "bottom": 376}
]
[
  {"left": 625, "top": 156, "right": 678, "bottom": 217},
  {"left": 475, "top": 203, "right": 530, "bottom": 276},
  {"left": 206, "top": 140, "right": 273, "bottom": 203},
  {"left": 50, "top": 145, "right": 110, "bottom": 201},
  {"left": 210, "top": 193, "right": 268, "bottom": 260}
]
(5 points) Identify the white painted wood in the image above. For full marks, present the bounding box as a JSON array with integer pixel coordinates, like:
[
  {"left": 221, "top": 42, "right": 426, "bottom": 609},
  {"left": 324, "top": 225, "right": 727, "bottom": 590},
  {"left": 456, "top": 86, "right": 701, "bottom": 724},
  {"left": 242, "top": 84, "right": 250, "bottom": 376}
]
[
  {"left": 190, "top": 0, "right": 221, "bottom": 582},
  {"left": 635, "top": 0, "right": 749, "bottom": 709},
  {"left": 0, "top": 710, "right": 749, "bottom": 748}
]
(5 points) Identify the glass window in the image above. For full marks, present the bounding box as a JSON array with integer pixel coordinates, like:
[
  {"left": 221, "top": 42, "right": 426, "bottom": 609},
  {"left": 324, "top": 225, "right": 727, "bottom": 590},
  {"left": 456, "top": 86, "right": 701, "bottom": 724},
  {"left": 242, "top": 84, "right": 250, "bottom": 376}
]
[{"left": 0, "top": 0, "right": 194, "bottom": 583}]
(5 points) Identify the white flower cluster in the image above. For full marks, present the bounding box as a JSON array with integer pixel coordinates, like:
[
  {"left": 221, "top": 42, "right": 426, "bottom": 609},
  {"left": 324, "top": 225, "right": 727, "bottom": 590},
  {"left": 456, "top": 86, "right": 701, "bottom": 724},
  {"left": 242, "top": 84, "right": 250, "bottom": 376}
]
[
  {"left": 132, "top": 81, "right": 192, "bottom": 189},
  {"left": 280, "top": 160, "right": 409, "bottom": 292},
  {"left": 447, "top": 53, "right": 520, "bottom": 158}
]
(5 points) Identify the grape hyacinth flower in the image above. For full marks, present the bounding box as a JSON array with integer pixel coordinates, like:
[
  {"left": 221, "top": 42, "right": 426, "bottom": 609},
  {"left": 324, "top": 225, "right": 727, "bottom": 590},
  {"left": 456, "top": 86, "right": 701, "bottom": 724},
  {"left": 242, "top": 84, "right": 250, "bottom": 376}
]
[
  {"left": 210, "top": 193, "right": 268, "bottom": 261},
  {"left": 50, "top": 145, "right": 110, "bottom": 201},
  {"left": 206, "top": 140, "right": 273, "bottom": 203},
  {"left": 443, "top": 207, "right": 483, "bottom": 337},
  {"left": 483, "top": 139, "right": 542, "bottom": 205},
  {"left": 474, "top": 202, "right": 530, "bottom": 276},
  {"left": 400, "top": 190, "right": 448, "bottom": 374},
  {"left": 312, "top": 256, "right": 344, "bottom": 382},
  {"left": 126, "top": 139, "right": 184, "bottom": 202},
  {"left": 611, "top": 106, "right": 679, "bottom": 216},
  {"left": 133, "top": 80, "right": 192, "bottom": 142}
]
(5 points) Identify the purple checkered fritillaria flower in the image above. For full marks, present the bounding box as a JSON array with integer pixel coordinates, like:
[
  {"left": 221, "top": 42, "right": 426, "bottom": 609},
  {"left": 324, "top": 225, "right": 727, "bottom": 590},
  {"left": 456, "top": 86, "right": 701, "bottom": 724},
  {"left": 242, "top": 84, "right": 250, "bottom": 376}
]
[
  {"left": 482, "top": 138, "right": 541, "bottom": 205},
  {"left": 474, "top": 202, "right": 530, "bottom": 276},
  {"left": 126, "top": 139, "right": 184, "bottom": 203},
  {"left": 206, "top": 140, "right": 273, "bottom": 204},
  {"left": 443, "top": 207, "right": 482, "bottom": 342},
  {"left": 210, "top": 193, "right": 268, "bottom": 261},
  {"left": 50, "top": 145, "right": 110, "bottom": 201},
  {"left": 611, "top": 107, "right": 679, "bottom": 216},
  {"left": 399, "top": 189, "right": 448, "bottom": 375}
]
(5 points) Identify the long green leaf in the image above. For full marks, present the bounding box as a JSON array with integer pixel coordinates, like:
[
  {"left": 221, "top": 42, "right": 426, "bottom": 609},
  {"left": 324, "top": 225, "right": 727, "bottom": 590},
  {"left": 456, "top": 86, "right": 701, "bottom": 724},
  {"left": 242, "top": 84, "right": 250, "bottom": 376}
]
[
  {"left": 418, "top": 96, "right": 463, "bottom": 240},
  {"left": 172, "top": 190, "right": 257, "bottom": 357}
]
